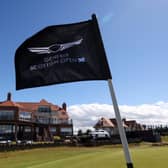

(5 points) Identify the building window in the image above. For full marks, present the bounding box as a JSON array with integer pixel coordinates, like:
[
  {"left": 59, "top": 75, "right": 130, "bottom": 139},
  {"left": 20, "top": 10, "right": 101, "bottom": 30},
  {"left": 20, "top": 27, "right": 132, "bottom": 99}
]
[
  {"left": 60, "top": 128, "right": 72, "bottom": 136},
  {"left": 0, "top": 111, "right": 14, "bottom": 120},
  {"left": 19, "top": 112, "right": 32, "bottom": 121},
  {"left": 51, "top": 111, "right": 59, "bottom": 116},
  {"left": 0, "top": 125, "right": 13, "bottom": 133},
  {"left": 38, "top": 106, "right": 51, "bottom": 113},
  {"left": 50, "top": 118, "right": 57, "bottom": 124},
  {"left": 37, "top": 117, "right": 50, "bottom": 124},
  {"left": 49, "top": 127, "right": 57, "bottom": 133},
  {"left": 24, "top": 126, "right": 31, "bottom": 133}
]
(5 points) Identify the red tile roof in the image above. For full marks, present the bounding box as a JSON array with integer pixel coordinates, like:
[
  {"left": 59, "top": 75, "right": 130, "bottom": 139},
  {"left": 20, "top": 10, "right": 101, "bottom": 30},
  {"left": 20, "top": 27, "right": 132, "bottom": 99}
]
[
  {"left": 0, "top": 99, "right": 69, "bottom": 119},
  {"left": 0, "top": 100, "right": 22, "bottom": 108},
  {"left": 124, "top": 119, "right": 144, "bottom": 130},
  {"left": 124, "top": 120, "right": 137, "bottom": 125},
  {"left": 94, "top": 117, "right": 128, "bottom": 128},
  {"left": 110, "top": 118, "right": 128, "bottom": 128},
  {"left": 94, "top": 117, "right": 115, "bottom": 128},
  {"left": 16, "top": 99, "right": 60, "bottom": 111}
]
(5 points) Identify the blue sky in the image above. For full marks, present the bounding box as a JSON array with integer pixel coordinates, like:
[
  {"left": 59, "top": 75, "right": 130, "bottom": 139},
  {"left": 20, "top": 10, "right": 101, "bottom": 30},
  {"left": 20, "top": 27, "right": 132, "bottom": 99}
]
[{"left": 1, "top": 0, "right": 168, "bottom": 128}]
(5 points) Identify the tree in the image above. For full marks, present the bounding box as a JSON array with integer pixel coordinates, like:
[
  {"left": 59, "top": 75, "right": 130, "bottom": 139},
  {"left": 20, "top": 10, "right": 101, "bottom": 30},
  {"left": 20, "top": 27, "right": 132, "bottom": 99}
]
[
  {"left": 77, "top": 129, "right": 83, "bottom": 136},
  {"left": 86, "top": 129, "right": 92, "bottom": 135}
]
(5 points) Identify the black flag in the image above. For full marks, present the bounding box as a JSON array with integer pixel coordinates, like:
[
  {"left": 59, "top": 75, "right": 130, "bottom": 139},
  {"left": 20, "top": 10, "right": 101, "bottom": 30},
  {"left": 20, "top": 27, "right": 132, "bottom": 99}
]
[{"left": 15, "top": 14, "right": 112, "bottom": 90}]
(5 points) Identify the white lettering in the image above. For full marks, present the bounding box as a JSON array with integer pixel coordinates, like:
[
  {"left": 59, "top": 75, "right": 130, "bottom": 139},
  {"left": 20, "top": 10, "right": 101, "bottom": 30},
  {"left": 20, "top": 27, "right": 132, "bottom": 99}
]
[
  {"left": 78, "top": 57, "right": 86, "bottom": 63},
  {"left": 30, "top": 65, "right": 37, "bottom": 71},
  {"left": 30, "top": 53, "right": 86, "bottom": 71}
]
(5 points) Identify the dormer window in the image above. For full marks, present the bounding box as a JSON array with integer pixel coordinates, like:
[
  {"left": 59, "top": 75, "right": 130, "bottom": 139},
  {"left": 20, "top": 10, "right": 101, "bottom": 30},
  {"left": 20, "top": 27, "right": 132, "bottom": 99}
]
[
  {"left": 38, "top": 106, "right": 51, "bottom": 113},
  {"left": 19, "top": 112, "right": 31, "bottom": 121}
]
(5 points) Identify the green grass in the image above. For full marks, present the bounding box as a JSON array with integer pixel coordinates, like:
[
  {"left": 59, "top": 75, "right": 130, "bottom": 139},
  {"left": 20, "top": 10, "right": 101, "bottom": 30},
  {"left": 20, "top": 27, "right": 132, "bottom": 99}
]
[
  {"left": 0, "top": 145, "right": 168, "bottom": 168},
  {"left": 161, "top": 135, "right": 168, "bottom": 142}
]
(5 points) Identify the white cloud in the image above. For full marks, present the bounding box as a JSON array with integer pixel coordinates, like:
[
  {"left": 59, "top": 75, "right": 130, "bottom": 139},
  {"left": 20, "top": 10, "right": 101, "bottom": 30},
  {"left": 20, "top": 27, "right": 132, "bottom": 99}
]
[{"left": 68, "top": 101, "right": 168, "bottom": 132}]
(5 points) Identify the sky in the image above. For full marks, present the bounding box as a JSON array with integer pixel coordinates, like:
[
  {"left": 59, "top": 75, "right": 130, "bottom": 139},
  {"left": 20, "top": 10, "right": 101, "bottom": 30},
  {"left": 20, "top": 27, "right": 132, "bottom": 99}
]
[{"left": 1, "top": 0, "right": 168, "bottom": 130}]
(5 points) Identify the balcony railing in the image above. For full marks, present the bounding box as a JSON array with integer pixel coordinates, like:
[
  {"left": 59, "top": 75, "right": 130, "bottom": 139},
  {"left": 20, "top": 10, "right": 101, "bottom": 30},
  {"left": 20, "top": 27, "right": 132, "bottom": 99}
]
[
  {"left": 50, "top": 119, "right": 73, "bottom": 125},
  {"left": 35, "top": 119, "right": 73, "bottom": 125},
  {"left": 1, "top": 116, "right": 73, "bottom": 125},
  {"left": 18, "top": 118, "right": 72, "bottom": 125},
  {"left": 19, "top": 117, "right": 32, "bottom": 122}
]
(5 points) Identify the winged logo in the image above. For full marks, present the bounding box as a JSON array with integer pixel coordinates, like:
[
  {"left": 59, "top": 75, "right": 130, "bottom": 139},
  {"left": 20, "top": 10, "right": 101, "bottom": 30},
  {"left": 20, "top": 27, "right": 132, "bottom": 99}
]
[{"left": 28, "top": 38, "right": 83, "bottom": 54}]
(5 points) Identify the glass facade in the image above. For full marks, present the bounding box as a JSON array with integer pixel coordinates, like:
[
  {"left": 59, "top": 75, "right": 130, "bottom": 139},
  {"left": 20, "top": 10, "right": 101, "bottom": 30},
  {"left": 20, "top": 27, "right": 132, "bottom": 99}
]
[
  {"left": 0, "top": 110, "right": 14, "bottom": 120},
  {"left": 0, "top": 101, "right": 73, "bottom": 139}
]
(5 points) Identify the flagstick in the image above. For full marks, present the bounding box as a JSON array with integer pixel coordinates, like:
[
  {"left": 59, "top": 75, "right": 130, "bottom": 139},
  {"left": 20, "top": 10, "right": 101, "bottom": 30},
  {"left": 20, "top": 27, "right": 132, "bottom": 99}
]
[
  {"left": 92, "top": 14, "right": 134, "bottom": 168},
  {"left": 108, "top": 79, "right": 134, "bottom": 168}
]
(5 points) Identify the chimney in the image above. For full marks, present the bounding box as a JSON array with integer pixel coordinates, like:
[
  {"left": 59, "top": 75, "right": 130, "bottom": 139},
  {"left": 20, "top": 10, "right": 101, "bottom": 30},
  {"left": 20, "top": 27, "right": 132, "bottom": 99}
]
[
  {"left": 62, "top": 102, "right": 67, "bottom": 111},
  {"left": 7, "top": 92, "right": 12, "bottom": 101}
]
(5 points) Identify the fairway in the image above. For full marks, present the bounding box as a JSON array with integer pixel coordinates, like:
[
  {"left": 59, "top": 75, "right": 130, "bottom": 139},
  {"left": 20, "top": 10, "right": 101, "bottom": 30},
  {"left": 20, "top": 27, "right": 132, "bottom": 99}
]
[{"left": 0, "top": 145, "right": 168, "bottom": 168}]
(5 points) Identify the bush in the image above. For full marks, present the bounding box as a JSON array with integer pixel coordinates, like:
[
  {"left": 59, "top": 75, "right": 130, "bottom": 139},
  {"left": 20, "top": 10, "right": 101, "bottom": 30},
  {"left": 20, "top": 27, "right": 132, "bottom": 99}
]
[{"left": 53, "top": 136, "right": 61, "bottom": 141}]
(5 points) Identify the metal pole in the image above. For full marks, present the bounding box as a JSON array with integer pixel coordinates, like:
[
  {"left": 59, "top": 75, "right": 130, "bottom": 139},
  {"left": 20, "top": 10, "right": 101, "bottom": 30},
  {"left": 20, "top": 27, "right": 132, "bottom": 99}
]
[{"left": 108, "top": 79, "right": 134, "bottom": 168}]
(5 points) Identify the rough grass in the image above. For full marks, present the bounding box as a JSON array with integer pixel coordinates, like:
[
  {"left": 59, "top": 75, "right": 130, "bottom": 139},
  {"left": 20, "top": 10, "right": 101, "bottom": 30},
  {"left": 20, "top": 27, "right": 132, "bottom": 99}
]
[{"left": 0, "top": 145, "right": 168, "bottom": 168}]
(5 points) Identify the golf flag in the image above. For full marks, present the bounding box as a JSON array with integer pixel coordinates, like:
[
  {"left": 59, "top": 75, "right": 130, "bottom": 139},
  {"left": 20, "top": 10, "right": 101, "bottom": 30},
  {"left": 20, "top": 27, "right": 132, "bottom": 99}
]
[
  {"left": 15, "top": 15, "right": 112, "bottom": 90},
  {"left": 14, "top": 15, "right": 134, "bottom": 168}
]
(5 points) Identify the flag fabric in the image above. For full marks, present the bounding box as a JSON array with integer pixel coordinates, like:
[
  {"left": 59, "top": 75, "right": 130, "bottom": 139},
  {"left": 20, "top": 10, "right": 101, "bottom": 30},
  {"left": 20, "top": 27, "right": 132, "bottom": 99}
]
[{"left": 15, "top": 15, "right": 112, "bottom": 90}]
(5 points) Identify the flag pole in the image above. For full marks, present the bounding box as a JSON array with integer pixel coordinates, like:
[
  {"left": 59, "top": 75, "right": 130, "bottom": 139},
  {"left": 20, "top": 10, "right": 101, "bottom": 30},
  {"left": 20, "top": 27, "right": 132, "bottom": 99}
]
[
  {"left": 91, "top": 14, "right": 134, "bottom": 168},
  {"left": 108, "top": 79, "right": 133, "bottom": 168}
]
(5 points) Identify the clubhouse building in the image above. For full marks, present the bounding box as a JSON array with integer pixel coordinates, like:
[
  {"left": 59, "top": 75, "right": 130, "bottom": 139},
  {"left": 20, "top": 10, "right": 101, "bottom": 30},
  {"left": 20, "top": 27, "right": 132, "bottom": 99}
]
[
  {"left": 0, "top": 93, "right": 73, "bottom": 141},
  {"left": 94, "top": 117, "right": 145, "bottom": 136}
]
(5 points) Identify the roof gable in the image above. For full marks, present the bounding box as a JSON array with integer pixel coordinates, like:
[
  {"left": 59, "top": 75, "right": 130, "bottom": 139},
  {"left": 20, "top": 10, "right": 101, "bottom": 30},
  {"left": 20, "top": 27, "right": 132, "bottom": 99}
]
[
  {"left": 0, "top": 100, "right": 21, "bottom": 108},
  {"left": 39, "top": 99, "right": 50, "bottom": 105},
  {"left": 0, "top": 95, "right": 69, "bottom": 119},
  {"left": 94, "top": 117, "right": 115, "bottom": 128}
]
